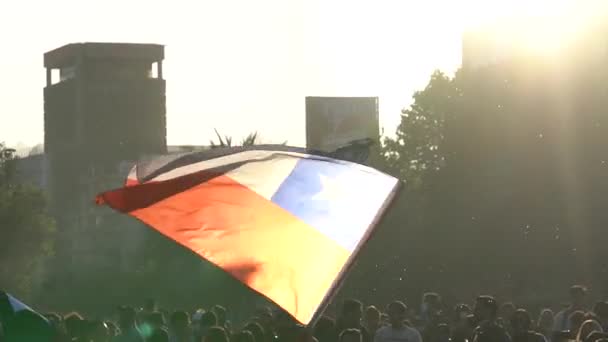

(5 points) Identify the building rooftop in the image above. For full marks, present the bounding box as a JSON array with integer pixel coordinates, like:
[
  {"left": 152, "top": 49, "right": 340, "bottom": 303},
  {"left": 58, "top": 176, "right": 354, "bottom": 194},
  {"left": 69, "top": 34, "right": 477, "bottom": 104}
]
[{"left": 44, "top": 42, "right": 164, "bottom": 69}]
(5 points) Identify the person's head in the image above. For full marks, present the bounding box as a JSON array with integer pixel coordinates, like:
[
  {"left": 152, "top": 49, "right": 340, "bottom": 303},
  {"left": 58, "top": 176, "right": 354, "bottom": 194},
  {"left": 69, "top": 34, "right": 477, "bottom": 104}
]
[
  {"left": 387, "top": 301, "right": 407, "bottom": 328},
  {"left": 452, "top": 304, "right": 472, "bottom": 325},
  {"left": 313, "top": 316, "right": 337, "bottom": 342},
  {"left": 511, "top": 309, "right": 532, "bottom": 335},
  {"left": 199, "top": 311, "right": 217, "bottom": 333},
  {"left": 586, "top": 332, "right": 608, "bottom": 342},
  {"left": 341, "top": 299, "right": 363, "bottom": 326},
  {"left": 212, "top": 305, "right": 227, "bottom": 326},
  {"left": 569, "top": 310, "right": 586, "bottom": 335},
  {"left": 577, "top": 319, "right": 603, "bottom": 342},
  {"left": 148, "top": 312, "right": 165, "bottom": 330},
  {"left": 364, "top": 306, "right": 381, "bottom": 331},
  {"left": 117, "top": 306, "right": 137, "bottom": 330},
  {"left": 423, "top": 293, "right": 443, "bottom": 311},
  {"left": 89, "top": 320, "right": 110, "bottom": 342},
  {"left": 235, "top": 330, "right": 256, "bottom": 342},
  {"left": 170, "top": 311, "right": 190, "bottom": 334},
  {"left": 593, "top": 302, "right": 608, "bottom": 324},
  {"left": 64, "top": 312, "right": 84, "bottom": 338},
  {"left": 499, "top": 302, "right": 516, "bottom": 320},
  {"left": 105, "top": 321, "right": 118, "bottom": 337},
  {"left": 538, "top": 309, "right": 554, "bottom": 330},
  {"left": 339, "top": 328, "right": 362, "bottom": 342},
  {"left": 255, "top": 307, "right": 273, "bottom": 330},
  {"left": 245, "top": 321, "right": 265, "bottom": 342},
  {"left": 474, "top": 296, "right": 498, "bottom": 322},
  {"left": 204, "top": 326, "right": 229, "bottom": 342},
  {"left": 144, "top": 298, "right": 157, "bottom": 313},
  {"left": 570, "top": 286, "right": 588, "bottom": 308}
]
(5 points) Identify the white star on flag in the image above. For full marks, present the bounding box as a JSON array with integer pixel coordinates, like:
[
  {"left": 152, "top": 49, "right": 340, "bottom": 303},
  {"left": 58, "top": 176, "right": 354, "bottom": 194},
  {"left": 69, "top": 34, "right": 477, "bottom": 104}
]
[{"left": 311, "top": 174, "right": 344, "bottom": 201}]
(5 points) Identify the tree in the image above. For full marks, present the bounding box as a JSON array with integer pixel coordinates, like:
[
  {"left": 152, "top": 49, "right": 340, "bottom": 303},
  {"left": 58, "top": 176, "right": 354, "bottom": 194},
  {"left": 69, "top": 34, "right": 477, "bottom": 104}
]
[
  {"left": 0, "top": 142, "right": 56, "bottom": 300},
  {"left": 28, "top": 144, "right": 44, "bottom": 156},
  {"left": 346, "top": 52, "right": 608, "bottom": 305},
  {"left": 382, "top": 71, "right": 460, "bottom": 188},
  {"left": 210, "top": 129, "right": 260, "bottom": 148}
]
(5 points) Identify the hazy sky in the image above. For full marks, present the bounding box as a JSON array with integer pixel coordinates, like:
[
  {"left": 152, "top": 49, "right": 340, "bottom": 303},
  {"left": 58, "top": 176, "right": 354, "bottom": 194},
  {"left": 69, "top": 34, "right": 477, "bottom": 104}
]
[{"left": 1, "top": 1, "right": 476, "bottom": 149}]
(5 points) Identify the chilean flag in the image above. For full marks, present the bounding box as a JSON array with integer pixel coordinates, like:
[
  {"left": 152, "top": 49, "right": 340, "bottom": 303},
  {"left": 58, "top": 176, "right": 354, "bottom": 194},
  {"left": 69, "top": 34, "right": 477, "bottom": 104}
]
[
  {"left": 96, "top": 145, "right": 399, "bottom": 324},
  {"left": 0, "top": 291, "right": 48, "bottom": 325}
]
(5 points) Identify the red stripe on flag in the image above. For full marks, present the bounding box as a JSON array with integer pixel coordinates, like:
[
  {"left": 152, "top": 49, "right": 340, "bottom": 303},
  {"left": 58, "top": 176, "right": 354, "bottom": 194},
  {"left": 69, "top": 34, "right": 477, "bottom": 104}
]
[{"left": 96, "top": 169, "right": 223, "bottom": 212}]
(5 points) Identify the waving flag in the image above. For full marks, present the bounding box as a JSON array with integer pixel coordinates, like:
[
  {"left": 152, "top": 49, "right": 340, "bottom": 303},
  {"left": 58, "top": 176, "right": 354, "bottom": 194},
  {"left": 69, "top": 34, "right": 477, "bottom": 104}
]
[
  {"left": 96, "top": 146, "right": 400, "bottom": 324},
  {"left": 0, "top": 291, "right": 49, "bottom": 325}
]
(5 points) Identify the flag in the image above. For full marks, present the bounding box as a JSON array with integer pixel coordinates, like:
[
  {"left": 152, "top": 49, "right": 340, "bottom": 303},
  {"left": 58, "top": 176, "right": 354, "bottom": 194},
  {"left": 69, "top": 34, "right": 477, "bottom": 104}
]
[
  {"left": 96, "top": 145, "right": 400, "bottom": 324},
  {"left": 0, "top": 291, "right": 48, "bottom": 325}
]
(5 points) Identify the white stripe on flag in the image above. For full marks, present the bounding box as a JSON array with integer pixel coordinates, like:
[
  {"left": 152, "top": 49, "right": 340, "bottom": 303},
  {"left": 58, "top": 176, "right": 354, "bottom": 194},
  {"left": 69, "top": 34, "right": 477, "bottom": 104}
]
[{"left": 8, "top": 294, "right": 34, "bottom": 313}]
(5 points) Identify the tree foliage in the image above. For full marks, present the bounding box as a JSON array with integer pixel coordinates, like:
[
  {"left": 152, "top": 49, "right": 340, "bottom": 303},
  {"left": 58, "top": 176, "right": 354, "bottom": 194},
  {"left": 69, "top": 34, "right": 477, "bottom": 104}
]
[
  {"left": 344, "top": 55, "right": 608, "bottom": 307},
  {"left": 210, "top": 129, "right": 259, "bottom": 148},
  {"left": 0, "top": 142, "right": 56, "bottom": 300}
]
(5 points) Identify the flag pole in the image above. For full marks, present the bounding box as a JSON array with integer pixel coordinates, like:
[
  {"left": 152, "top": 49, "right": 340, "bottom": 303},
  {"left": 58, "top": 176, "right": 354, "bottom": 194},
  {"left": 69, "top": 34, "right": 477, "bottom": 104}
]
[{"left": 307, "top": 180, "right": 402, "bottom": 328}]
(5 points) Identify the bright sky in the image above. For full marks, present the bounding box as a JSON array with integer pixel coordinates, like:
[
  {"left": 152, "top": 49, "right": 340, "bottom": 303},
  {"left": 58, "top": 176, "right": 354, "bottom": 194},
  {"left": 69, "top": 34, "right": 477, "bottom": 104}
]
[{"left": 0, "top": 0, "right": 595, "bottom": 150}]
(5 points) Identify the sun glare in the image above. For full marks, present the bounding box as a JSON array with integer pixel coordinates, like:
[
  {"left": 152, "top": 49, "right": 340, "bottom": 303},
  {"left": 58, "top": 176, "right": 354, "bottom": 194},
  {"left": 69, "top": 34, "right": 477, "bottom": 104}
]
[{"left": 461, "top": 0, "right": 595, "bottom": 56}]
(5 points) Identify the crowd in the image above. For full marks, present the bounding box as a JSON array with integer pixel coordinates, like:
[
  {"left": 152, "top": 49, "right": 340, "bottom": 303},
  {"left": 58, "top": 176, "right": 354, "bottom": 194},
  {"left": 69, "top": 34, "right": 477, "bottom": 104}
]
[{"left": 1, "top": 285, "right": 607, "bottom": 342}]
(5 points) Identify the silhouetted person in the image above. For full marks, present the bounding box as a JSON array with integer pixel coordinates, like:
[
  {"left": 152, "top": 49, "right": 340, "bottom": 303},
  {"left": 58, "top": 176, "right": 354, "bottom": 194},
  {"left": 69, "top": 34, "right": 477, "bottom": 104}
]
[
  {"left": 593, "top": 302, "right": 608, "bottom": 332},
  {"left": 234, "top": 331, "right": 255, "bottom": 342},
  {"left": 510, "top": 309, "right": 545, "bottom": 342},
  {"left": 364, "top": 306, "right": 381, "bottom": 337},
  {"left": 149, "top": 312, "right": 167, "bottom": 331},
  {"left": 576, "top": 320, "right": 603, "bottom": 342},
  {"left": 421, "top": 293, "right": 443, "bottom": 328},
  {"left": 169, "top": 311, "right": 193, "bottom": 342},
  {"left": 337, "top": 300, "right": 370, "bottom": 342},
  {"left": 244, "top": 322, "right": 265, "bottom": 342},
  {"left": 340, "top": 329, "right": 362, "bottom": 342},
  {"left": 499, "top": 303, "right": 516, "bottom": 336},
  {"left": 204, "top": 327, "right": 229, "bottom": 342},
  {"left": 472, "top": 296, "right": 511, "bottom": 342},
  {"left": 44, "top": 313, "right": 63, "bottom": 329},
  {"left": 144, "top": 299, "right": 158, "bottom": 314},
  {"left": 374, "top": 301, "right": 422, "bottom": 342},
  {"left": 554, "top": 286, "right": 588, "bottom": 332},
  {"left": 536, "top": 309, "right": 554, "bottom": 339},
  {"left": 44, "top": 312, "right": 68, "bottom": 342},
  {"left": 196, "top": 311, "right": 217, "bottom": 342},
  {"left": 71, "top": 317, "right": 90, "bottom": 342},
  {"left": 450, "top": 304, "right": 473, "bottom": 342},
  {"left": 422, "top": 298, "right": 447, "bottom": 342},
  {"left": 314, "top": 316, "right": 338, "bottom": 342},
  {"left": 88, "top": 321, "right": 111, "bottom": 342},
  {"left": 585, "top": 331, "right": 608, "bottom": 342},
  {"left": 212, "top": 306, "right": 228, "bottom": 330},
  {"left": 253, "top": 309, "right": 274, "bottom": 342},
  {"left": 64, "top": 312, "right": 84, "bottom": 341},
  {"left": 114, "top": 306, "right": 144, "bottom": 342},
  {"left": 569, "top": 311, "right": 587, "bottom": 339}
]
